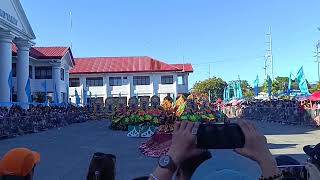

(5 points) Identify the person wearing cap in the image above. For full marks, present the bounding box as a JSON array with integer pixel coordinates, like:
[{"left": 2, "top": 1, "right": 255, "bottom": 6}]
[{"left": 0, "top": 148, "right": 40, "bottom": 180}]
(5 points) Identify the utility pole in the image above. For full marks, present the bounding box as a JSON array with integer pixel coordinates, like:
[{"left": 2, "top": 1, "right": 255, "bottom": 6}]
[
  {"left": 266, "top": 27, "right": 274, "bottom": 79},
  {"left": 263, "top": 55, "right": 268, "bottom": 80},
  {"left": 69, "top": 11, "right": 73, "bottom": 50},
  {"left": 315, "top": 41, "right": 320, "bottom": 81}
]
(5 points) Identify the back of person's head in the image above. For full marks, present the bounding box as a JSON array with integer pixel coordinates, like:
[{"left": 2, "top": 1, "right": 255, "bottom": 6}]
[
  {"left": 87, "top": 152, "right": 116, "bottom": 180},
  {"left": 0, "top": 148, "right": 40, "bottom": 180}
]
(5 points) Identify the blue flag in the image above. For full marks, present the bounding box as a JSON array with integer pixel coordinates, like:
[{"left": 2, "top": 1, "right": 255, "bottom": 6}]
[
  {"left": 268, "top": 75, "right": 272, "bottom": 97},
  {"left": 54, "top": 83, "right": 59, "bottom": 104},
  {"left": 41, "top": 80, "right": 48, "bottom": 104},
  {"left": 253, "top": 75, "right": 259, "bottom": 96},
  {"left": 8, "top": 70, "right": 12, "bottom": 102},
  {"left": 287, "top": 73, "right": 292, "bottom": 95},
  {"left": 226, "top": 85, "right": 230, "bottom": 100},
  {"left": 83, "top": 88, "right": 87, "bottom": 106},
  {"left": 237, "top": 81, "right": 243, "bottom": 98},
  {"left": 232, "top": 81, "right": 237, "bottom": 99},
  {"left": 223, "top": 87, "right": 226, "bottom": 100},
  {"left": 296, "top": 66, "right": 310, "bottom": 95},
  {"left": 25, "top": 78, "right": 32, "bottom": 103},
  {"left": 75, "top": 89, "right": 80, "bottom": 107},
  {"left": 65, "top": 83, "right": 69, "bottom": 104}
]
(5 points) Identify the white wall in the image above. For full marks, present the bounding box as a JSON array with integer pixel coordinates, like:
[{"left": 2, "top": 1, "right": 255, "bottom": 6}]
[
  {"left": 11, "top": 55, "right": 73, "bottom": 103},
  {"left": 69, "top": 72, "right": 191, "bottom": 104}
]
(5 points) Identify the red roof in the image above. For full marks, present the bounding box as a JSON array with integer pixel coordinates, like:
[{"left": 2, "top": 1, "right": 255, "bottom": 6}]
[
  {"left": 70, "top": 56, "right": 193, "bottom": 74},
  {"left": 171, "top": 64, "right": 193, "bottom": 73},
  {"left": 12, "top": 44, "right": 75, "bottom": 65}
]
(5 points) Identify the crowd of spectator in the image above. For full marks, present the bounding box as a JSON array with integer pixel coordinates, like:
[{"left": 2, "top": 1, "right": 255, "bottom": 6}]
[
  {"left": 223, "top": 99, "right": 320, "bottom": 126},
  {"left": 0, "top": 105, "right": 94, "bottom": 139}
]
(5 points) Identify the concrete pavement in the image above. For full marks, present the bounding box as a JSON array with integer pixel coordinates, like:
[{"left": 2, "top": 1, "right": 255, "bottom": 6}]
[{"left": 0, "top": 120, "right": 318, "bottom": 180}]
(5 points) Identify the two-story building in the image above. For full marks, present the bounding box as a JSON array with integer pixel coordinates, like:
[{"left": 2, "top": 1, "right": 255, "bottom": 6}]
[
  {"left": 69, "top": 56, "right": 193, "bottom": 104},
  {"left": 0, "top": 0, "right": 74, "bottom": 107}
]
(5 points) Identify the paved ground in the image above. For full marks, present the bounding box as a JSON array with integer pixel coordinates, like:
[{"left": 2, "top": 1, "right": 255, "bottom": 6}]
[{"left": 0, "top": 120, "right": 319, "bottom": 180}]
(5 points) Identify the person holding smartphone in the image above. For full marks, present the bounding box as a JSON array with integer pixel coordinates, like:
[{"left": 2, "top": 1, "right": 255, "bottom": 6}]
[{"left": 148, "top": 120, "right": 282, "bottom": 180}]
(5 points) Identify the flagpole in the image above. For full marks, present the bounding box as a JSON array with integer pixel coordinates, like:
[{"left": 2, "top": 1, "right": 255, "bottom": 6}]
[{"left": 69, "top": 11, "right": 73, "bottom": 50}]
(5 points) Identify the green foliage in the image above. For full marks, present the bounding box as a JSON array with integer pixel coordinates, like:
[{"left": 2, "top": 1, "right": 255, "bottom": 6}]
[
  {"left": 310, "top": 82, "right": 320, "bottom": 93},
  {"left": 241, "top": 80, "right": 254, "bottom": 97},
  {"left": 263, "top": 80, "right": 281, "bottom": 95},
  {"left": 192, "top": 77, "right": 227, "bottom": 100},
  {"left": 34, "top": 92, "right": 46, "bottom": 103}
]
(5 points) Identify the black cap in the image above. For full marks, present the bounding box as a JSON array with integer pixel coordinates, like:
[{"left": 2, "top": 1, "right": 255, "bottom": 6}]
[{"left": 303, "top": 143, "right": 320, "bottom": 165}]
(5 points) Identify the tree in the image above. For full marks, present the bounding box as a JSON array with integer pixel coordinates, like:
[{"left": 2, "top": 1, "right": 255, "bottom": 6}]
[
  {"left": 240, "top": 80, "right": 254, "bottom": 97},
  {"left": 310, "top": 82, "right": 320, "bottom": 93},
  {"left": 263, "top": 79, "right": 281, "bottom": 95},
  {"left": 261, "top": 76, "right": 312, "bottom": 95},
  {"left": 192, "top": 77, "right": 227, "bottom": 100},
  {"left": 34, "top": 92, "right": 46, "bottom": 103}
]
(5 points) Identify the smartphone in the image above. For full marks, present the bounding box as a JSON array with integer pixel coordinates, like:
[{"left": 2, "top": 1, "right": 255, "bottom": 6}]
[
  {"left": 196, "top": 123, "right": 245, "bottom": 149},
  {"left": 277, "top": 165, "right": 307, "bottom": 179}
]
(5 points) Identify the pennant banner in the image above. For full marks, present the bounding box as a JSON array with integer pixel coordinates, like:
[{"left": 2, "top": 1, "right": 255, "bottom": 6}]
[
  {"left": 253, "top": 75, "right": 259, "bottom": 96},
  {"left": 25, "top": 78, "right": 32, "bottom": 103},
  {"left": 296, "top": 67, "right": 310, "bottom": 95}
]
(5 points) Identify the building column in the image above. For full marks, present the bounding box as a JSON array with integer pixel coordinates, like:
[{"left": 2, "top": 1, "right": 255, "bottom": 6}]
[
  {"left": 152, "top": 74, "right": 159, "bottom": 96},
  {"left": 0, "top": 31, "right": 15, "bottom": 103},
  {"left": 15, "top": 39, "right": 33, "bottom": 107},
  {"left": 173, "top": 74, "right": 178, "bottom": 98},
  {"left": 51, "top": 62, "right": 61, "bottom": 103}
]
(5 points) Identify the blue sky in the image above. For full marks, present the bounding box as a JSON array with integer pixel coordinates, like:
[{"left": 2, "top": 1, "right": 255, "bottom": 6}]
[{"left": 21, "top": 0, "right": 320, "bottom": 87}]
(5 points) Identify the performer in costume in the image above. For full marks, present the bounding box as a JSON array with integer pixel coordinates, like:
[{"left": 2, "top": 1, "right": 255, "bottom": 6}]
[
  {"left": 139, "top": 94, "right": 228, "bottom": 158},
  {"left": 139, "top": 97, "right": 176, "bottom": 157}
]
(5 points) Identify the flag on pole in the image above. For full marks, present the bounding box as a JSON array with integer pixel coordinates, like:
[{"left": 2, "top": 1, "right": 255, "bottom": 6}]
[
  {"left": 66, "top": 83, "right": 69, "bottom": 103},
  {"left": 296, "top": 66, "right": 310, "bottom": 95},
  {"left": 54, "top": 83, "right": 59, "bottom": 104},
  {"left": 267, "top": 75, "right": 272, "bottom": 97},
  {"left": 237, "top": 81, "right": 243, "bottom": 98},
  {"left": 75, "top": 89, "right": 80, "bottom": 107},
  {"left": 25, "top": 78, "right": 32, "bottom": 103},
  {"left": 287, "top": 73, "right": 292, "bottom": 95},
  {"left": 83, "top": 87, "right": 87, "bottom": 106},
  {"left": 232, "top": 81, "right": 237, "bottom": 99},
  {"left": 41, "top": 80, "right": 48, "bottom": 104},
  {"left": 8, "top": 70, "right": 12, "bottom": 102},
  {"left": 226, "top": 85, "right": 230, "bottom": 100},
  {"left": 223, "top": 87, "right": 226, "bottom": 100},
  {"left": 253, "top": 75, "right": 259, "bottom": 96}
]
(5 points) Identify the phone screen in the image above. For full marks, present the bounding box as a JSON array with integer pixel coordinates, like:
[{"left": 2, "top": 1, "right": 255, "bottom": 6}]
[
  {"left": 277, "top": 165, "right": 307, "bottom": 179},
  {"left": 196, "top": 123, "right": 245, "bottom": 149}
]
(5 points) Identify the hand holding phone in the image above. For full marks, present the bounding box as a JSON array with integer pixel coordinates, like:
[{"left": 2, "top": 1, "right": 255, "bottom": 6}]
[{"left": 196, "top": 123, "right": 245, "bottom": 149}]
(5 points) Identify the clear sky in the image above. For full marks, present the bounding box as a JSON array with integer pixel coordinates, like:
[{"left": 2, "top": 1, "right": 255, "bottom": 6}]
[{"left": 21, "top": 0, "right": 320, "bottom": 87}]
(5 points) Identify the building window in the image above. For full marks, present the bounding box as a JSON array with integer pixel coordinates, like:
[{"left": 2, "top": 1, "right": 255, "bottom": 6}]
[
  {"left": 109, "top": 77, "right": 122, "bottom": 86},
  {"left": 69, "top": 78, "right": 80, "bottom": 87},
  {"left": 29, "top": 66, "right": 32, "bottom": 79},
  {"left": 133, "top": 76, "right": 150, "bottom": 85},
  {"left": 35, "top": 66, "right": 52, "bottom": 79},
  {"left": 60, "top": 68, "right": 64, "bottom": 81},
  {"left": 12, "top": 63, "right": 16, "bottom": 77},
  {"left": 178, "top": 75, "right": 185, "bottom": 85},
  {"left": 86, "top": 77, "right": 103, "bottom": 87},
  {"left": 161, "top": 75, "right": 173, "bottom": 84}
]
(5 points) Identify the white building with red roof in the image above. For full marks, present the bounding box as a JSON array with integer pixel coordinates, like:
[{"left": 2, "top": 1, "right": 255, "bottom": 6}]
[
  {"left": 0, "top": 0, "right": 74, "bottom": 107},
  {"left": 69, "top": 56, "right": 193, "bottom": 104},
  {"left": 0, "top": 0, "right": 193, "bottom": 107}
]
